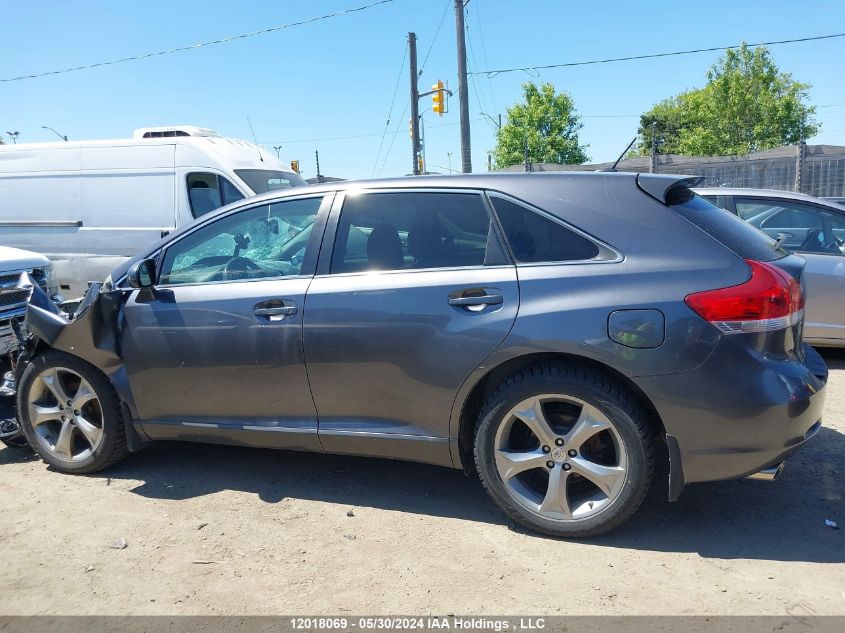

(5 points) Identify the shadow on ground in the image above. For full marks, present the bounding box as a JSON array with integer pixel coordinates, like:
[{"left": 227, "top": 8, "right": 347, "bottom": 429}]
[{"left": 0, "top": 349, "right": 842, "bottom": 564}]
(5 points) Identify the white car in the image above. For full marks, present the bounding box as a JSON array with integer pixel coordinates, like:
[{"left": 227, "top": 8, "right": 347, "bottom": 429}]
[
  {"left": 695, "top": 187, "right": 845, "bottom": 346},
  {"left": 0, "top": 245, "right": 62, "bottom": 359}
]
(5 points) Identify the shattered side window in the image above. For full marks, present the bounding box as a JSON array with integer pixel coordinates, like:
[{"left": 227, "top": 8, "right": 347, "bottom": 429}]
[{"left": 159, "top": 197, "right": 323, "bottom": 285}]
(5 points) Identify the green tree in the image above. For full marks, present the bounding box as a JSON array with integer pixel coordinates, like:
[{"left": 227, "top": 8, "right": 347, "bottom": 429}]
[
  {"left": 633, "top": 44, "right": 818, "bottom": 156},
  {"left": 494, "top": 82, "right": 589, "bottom": 167}
]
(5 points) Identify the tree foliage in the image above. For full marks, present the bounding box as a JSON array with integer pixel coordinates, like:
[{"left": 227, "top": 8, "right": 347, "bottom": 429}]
[
  {"left": 634, "top": 44, "right": 818, "bottom": 156},
  {"left": 494, "top": 82, "right": 589, "bottom": 167}
]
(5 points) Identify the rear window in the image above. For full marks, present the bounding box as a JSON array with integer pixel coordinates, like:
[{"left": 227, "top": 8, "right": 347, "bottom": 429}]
[
  {"left": 668, "top": 188, "right": 786, "bottom": 262},
  {"left": 490, "top": 196, "right": 601, "bottom": 263}
]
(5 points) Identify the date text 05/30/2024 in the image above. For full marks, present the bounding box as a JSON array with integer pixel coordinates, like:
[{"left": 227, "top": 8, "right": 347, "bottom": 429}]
[{"left": 289, "top": 617, "right": 546, "bottom": 631}]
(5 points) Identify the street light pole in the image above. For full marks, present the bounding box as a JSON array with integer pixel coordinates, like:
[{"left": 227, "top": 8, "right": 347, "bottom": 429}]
[
  {"left": 273, "top": 145, "right": 282, "bottom": 158},
  {"left": 42, "top": 126, "right": 68, "bottom": 142}
]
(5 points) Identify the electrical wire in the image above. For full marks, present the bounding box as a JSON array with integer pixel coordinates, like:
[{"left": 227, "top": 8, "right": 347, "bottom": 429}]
[
  {"left": 471, "top": 32, "right": 845, "bottom": 77},
  {"left": 1, "top": 0, "right": 396, "bottom": 83},
  {"left": 419, "top": 0, "right": 452, "bottom": 76},
  {"left": 372, "top": 42, "right": 408, "bottom": 177}
]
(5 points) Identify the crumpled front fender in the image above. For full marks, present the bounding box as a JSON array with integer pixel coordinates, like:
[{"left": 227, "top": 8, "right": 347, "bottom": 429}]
[{"left": 24, "top": 276, "right": 126, "bottom": 372}]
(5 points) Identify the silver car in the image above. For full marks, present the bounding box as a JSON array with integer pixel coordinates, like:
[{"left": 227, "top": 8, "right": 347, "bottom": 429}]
[{"left": 695, "top": 188, "right": 845, "bottom": 347}]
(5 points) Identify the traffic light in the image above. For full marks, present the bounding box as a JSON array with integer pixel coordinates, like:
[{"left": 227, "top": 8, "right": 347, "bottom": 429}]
[
  {"left": 432, "top": 80, "right": 446, "bottom": 116},
  {"left": 290, "top": 160, "right": 300, "bottom": 174}
]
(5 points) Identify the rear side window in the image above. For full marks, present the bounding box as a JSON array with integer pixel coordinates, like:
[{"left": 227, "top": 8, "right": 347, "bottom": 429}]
[
  {"left": 668, "top": 189, "right": 786, "bottom": 262},
  {"left": 330, "top": 192, "right": 507, "bottom": 274},
  {"left": 489, "top": 196, "right": 600, "bottom": 263}
]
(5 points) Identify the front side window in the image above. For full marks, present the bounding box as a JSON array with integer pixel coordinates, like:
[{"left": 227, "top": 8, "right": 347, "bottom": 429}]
[
  {"left": 489, "top": 196, "right": 601, "bottom": 263},
  {"left": 330, "top": 192, "right": 507, "bottom": 274},
  {"left": 735, "top": 198, "right": 844, "bottom": 254},
  {"left": 159, "top": 197, "right": 323, "bottom": 285},
  {"left": 187, "top": 172, "right": 245, "bottom": 218}
]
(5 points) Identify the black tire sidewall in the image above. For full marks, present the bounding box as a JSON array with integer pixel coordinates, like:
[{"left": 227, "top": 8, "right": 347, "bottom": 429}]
[
  {"left": 475, "top": 367, "right": 653, "bottom": 538},
  {"left": 17, "top": 351, "right": 123, "bottom": 474}
]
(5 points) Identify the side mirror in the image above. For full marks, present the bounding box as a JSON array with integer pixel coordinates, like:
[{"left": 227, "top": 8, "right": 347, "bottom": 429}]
[{"left": 127, "top": 259, "right": 157, "bottom": 289}]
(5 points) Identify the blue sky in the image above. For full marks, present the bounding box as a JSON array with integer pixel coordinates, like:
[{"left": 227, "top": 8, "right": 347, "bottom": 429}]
[{"left": 2, "top": 0, "right": 844, "bottom": 180}]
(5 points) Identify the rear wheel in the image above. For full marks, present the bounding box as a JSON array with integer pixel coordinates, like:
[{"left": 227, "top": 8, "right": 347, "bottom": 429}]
[
  {"left": 17, "top": 351, "right": 127, "bottom": 473},
  {"left": 474, "top": 364, "right": 654, "bottom": 538}
]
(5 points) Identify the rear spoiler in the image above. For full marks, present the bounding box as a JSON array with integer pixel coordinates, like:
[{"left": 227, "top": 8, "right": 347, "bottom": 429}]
[{"left": 637, "top": 174, "right": 704, "bottom": 204}]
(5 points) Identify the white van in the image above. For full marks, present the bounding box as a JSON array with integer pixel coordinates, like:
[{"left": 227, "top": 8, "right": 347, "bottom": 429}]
[{"left": 0, "top": 126, "right": 307, "bottom": 295}]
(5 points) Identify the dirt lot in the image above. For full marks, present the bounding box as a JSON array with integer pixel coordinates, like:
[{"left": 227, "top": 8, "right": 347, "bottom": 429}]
[{"left": 0, "top": 352, "right": 842, "bottom": 616}]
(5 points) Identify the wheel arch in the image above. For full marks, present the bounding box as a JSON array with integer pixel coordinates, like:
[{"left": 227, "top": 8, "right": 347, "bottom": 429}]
[{"left": 454, "top": 351, "right": 670, "bottom": 480}]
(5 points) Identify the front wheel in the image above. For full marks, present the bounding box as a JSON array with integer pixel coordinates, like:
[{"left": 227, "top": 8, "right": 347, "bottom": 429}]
[
  {"left": 17, "top": 351, "right": 128, "bottom": 474},
  {"left": 474, "top": 364, "right": 655, "bottom": 538}
]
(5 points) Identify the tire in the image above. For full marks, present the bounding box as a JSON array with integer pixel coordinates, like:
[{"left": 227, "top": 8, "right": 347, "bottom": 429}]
[
  {"left": 474, "top": 363, "right": 655, "bottom": 538},
  {"left": 16, "top": 350, "right": 128, "bottom": 474}
]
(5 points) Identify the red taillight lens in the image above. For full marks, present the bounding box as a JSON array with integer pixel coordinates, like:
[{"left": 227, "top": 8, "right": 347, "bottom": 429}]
[{"left": 684, "top": 259, "right": 804, "bottom": 334}]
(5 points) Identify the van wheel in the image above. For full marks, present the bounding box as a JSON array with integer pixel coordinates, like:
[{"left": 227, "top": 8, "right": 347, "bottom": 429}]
[
  {"left": 17, "top": 351, "right": 127, "bottom": 474},
  {"left": 474, "top": 363, "right": 654, "bottom": 538}
]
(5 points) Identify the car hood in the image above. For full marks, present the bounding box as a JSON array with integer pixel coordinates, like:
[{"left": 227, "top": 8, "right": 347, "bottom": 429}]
[{"left": 0, "top": 245, "right": 50, "bottom": 272}]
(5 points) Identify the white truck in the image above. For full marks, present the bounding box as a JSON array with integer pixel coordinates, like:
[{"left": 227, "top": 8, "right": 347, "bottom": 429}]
[
  {"left": 0, "top": 244, "right": 62, "bottom": 360},
  {"left": 0, "top": 125, "right": 307, "bottom": 295}
]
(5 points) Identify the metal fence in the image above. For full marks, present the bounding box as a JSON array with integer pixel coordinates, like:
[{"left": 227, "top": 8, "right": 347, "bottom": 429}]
[{"left": 497, "top": 144, "right": 845, "bottom": 198}]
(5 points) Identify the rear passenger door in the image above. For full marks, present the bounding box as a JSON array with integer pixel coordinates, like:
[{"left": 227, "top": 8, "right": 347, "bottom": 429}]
[{"left": 303, "top": 189, "right": 518, "bottom": 465}]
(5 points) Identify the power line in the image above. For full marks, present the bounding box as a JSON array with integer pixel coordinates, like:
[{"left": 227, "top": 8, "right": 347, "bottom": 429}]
[
  {"left": 419, "top": 0, "right": 452, "bottom": 76},
  {"left": 1, "top": 0, "right": 396, "bottom": 83},
  {"left": 471, "top": 0, "right": 497, "bottom": 114},
  {"left": 378, "top": 97, "right": 411, "bottom": 176},
  {"left": 471, "top": 32, "right": 845, "bottom": 77},
  {"left": 372, "top": 42, "right": 408, "bottom": 177}
]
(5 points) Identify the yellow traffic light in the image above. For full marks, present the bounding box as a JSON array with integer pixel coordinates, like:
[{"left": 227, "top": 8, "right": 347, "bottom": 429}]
[
  {"left": 290, "top": 159, "right": 300, "bottom": 174},
  {"left": 432, "top": 80, "right": 445, "bottom": 116}
]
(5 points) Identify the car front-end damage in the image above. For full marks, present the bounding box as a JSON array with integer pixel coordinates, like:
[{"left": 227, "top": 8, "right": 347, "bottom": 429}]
[{"left": 11, "top": 275, "right": 148, "bottom": 451}]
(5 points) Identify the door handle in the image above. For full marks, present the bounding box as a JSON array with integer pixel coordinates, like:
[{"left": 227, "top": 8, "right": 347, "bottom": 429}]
[
  {"left": 253, "top": 300, "right": 298, "bottom": 322},
  {"left": 448, "top": 289, "right": 504, "bottom": 314},
  {"left": 448, "top": 294, "right": 503, "bottom": 306},
  {"left": 254, "top": 306, "right": 297, "bottom": 317}
]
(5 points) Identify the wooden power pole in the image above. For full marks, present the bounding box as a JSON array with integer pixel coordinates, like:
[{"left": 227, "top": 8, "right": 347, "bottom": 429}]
[{"left": 454, "top": 1, "right": 472, "bottom": 173}]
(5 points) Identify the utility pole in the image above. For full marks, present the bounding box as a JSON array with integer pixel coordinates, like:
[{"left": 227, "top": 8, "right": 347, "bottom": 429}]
[
  {"left": 408, "top": 32, "right": 422, "bottom": 175},
  {"left": 315, "top": 149, "right": 324, "bottom": 184},
  {"left": 795, "top": 117, "right": 807, "bottom": 193},
  {"left": 649, "top": 122, "right": 658, "bottom": 174},
  {"left": 524, "top": 136, "right": 530, "bottom": 173},
  {"left": 454, "top": 0, "right": 472, "bottom": 173}
]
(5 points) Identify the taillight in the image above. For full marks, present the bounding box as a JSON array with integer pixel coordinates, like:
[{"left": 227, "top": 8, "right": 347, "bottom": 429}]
[{"left": 685, "top": 259, "right": 804, "bottom": 334}]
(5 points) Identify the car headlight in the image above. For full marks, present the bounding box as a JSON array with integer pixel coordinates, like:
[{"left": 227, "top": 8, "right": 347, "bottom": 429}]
[{"left": 42, "top": 263, "right": 60, "bottom": 298}]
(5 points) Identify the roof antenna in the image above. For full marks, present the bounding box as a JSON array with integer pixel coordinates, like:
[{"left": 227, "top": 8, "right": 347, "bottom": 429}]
[
  {"left": 600, "top": 137, "right": 637, "bottom": 172},
  {"left": 246, "top": 117, "right": 264, "bottom": 163}
]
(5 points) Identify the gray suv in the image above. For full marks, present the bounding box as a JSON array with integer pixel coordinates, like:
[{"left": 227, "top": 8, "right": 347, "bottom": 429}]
[{"left": 16, "top": 173, "right": 826, "bottom": 537}]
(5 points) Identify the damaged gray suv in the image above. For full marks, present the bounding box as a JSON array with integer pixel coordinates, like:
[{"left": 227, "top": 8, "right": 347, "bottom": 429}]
[{"left": 15, "top": 173, "right": 827, "bottom": 537}]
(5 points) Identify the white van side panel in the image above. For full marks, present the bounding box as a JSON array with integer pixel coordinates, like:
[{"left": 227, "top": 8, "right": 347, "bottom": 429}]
[
  {"left": 78, "top": 144, "right": 177, "bottom": 291},
  {"left": 0, "top": 146, "right": 84, "bottom": 280}
]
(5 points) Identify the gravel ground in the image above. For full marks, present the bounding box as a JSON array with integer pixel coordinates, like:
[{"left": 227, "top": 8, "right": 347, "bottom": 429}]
[{"left": 0, "top": 351, "right": 842, "bottom": 616}]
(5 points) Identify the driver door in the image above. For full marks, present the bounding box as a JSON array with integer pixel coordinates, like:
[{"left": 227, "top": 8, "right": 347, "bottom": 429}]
[{"left": 121, "top": 194, "right": 332, "bottom": 450}]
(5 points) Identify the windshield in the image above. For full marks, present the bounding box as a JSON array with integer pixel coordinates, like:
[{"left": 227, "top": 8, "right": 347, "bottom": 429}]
[{"left": 235, "top": 169, "right": 308, "bottom": 194}]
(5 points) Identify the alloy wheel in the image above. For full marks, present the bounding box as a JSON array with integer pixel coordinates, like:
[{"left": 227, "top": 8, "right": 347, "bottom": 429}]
[
  {"left": 26, "top": 367, "right": 104, "bottom": 462},
  {"left": 493, "top": 394, "right": 628, "bottom": 521}
]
